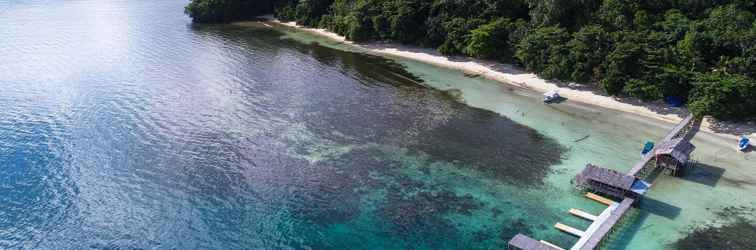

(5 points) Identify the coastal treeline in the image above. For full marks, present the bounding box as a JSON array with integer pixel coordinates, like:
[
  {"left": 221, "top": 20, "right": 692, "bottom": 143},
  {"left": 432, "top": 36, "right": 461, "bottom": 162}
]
[{"left": 186, "top": 0, "right": 756, "bottom": 120}]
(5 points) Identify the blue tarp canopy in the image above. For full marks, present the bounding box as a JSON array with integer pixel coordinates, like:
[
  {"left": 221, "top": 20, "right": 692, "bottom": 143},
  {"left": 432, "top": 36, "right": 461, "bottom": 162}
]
[
  {"left": 630, "top": 180, "right": 652, "bottom": 195},
  {"left": 664, "top": 96, "right": 684, "bottom": 107}
]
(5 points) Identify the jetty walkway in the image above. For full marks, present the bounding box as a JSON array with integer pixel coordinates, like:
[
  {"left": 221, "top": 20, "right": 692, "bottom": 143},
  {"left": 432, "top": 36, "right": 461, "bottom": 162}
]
[{"left": 508, "top": 114, "right": 700, "bottom": 250}]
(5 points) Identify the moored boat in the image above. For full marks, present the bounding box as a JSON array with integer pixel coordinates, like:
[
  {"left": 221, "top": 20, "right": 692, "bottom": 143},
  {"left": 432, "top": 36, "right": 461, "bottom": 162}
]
[
  {"left": 543, "top": 90, "right": 560, "bottom": 103},
  {"left": 739, "top": 136, "right": 750, "bottom": 152},
  {"left": 641, "top": 141, "right": 654, "bottom": 157}
]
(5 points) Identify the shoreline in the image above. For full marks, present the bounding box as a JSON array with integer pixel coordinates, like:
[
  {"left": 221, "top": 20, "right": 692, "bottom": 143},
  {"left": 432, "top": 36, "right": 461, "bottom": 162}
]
[{"left": 236, "top": 18, "right": 754, "bottom": 141}]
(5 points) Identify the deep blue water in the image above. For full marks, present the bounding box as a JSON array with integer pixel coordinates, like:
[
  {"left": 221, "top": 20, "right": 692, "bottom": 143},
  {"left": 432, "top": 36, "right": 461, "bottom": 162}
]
[{"left": 0, "top": 1, "right": 570, "bottom": 249}]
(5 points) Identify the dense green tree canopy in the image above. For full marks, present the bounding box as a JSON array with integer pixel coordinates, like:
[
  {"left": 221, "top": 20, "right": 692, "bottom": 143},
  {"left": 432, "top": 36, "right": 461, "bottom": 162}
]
[
  {"left": 689, "top": 72, "right": 756, "bottom": 119},
  {"left": 186, "top": 0, "right": 756, "bottom": 120},
  {"left": 185, "top": 0, "right": 273, "bottom": 23},
  {"left": 568, "top": 25, "right": 610, "bottom": 83},
  {"left": 464, "top": 18, "right": 516, "bottom": 60}
]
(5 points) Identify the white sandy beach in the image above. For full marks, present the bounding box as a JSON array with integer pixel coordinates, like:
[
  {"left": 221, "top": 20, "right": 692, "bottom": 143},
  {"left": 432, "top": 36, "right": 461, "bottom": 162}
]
[{"left": 238, "top": 17, "right": 755, "bottom": 141}]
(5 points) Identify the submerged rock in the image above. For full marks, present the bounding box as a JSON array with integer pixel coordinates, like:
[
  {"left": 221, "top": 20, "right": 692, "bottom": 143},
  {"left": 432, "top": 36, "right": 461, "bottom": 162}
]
[
  {"left": 381, "top": 190, "right": 484, "bottom": 232},
  {"left": 377, "top": 188, "right": 484, "bottom": 249},
  {"left": 284, "top": 38, "right": 566, "bottom": 188},
  {"left": 673, "top": 206, "right": 756, "bottom": 250},
  {"left": 673, "top": 219, "right": 756, "bottom": 250}
]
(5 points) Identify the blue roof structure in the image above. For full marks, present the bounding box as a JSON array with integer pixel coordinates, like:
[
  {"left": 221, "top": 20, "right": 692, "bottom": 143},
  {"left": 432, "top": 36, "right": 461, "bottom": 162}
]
[{"left": 630, "top": 180, "right": 651, "bottom": 195}]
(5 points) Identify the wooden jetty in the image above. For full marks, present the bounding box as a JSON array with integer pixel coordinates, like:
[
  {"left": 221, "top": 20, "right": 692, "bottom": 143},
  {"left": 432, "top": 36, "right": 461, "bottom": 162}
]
[
  {"left": 555, "top": 193, "right": 634, "bottom": 250},
  {"left": 555, "top": 223, "right": 585, "bottom": 237},
  {"left": 585, "top": 193, "right": 614, "bottom": 206},
  {"left": 508, "top": 234, "right": 563, "bottom": 250},
  {"left": 570, "top": 208, "right": 598, "bottom": 221},
  {"left": 578, "top": 197, "right": 634, "bottom": 250},
  {"left": 628, "top": 114, "right": 698, "bottom": 178},
  {"left": 508, "top": 114, "right": 700, "bottom": 250}
]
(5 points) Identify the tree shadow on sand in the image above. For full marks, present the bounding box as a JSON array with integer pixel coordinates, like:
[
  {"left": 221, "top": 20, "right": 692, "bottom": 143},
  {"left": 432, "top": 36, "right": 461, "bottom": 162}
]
[{"left": 704, "top": 117, "right": 756, "bottom": 136}]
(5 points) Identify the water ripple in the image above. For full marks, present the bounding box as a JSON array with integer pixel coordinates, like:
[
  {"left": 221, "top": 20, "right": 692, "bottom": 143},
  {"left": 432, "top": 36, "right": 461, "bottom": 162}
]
[{"left": 1, "top": 1, "right": 569, "bottom": 249}]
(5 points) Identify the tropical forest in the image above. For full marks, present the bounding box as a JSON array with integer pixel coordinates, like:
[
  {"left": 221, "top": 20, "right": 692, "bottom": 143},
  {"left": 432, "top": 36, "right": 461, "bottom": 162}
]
[{"left": 186, "top": 0, "right": 756, "bottom": 120}]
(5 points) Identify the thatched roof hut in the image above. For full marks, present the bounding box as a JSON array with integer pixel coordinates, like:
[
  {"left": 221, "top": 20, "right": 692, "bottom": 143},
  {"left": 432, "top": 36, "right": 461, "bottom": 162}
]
[
  {"left": 575, "top": 164, "right": 635, "bottom": 190},
  {"left": 654, "top": 138, "right": 696, "bottom": 164},
  {"left": 574, "top": 164, "right": 639, "bottom": 199}
]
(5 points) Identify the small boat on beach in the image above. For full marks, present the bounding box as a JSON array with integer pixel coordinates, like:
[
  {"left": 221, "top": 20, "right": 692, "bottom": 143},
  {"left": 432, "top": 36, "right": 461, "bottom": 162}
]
[
  {"left": 641, "top": 141, "right": 654, "bottom": 157},
  {"left": 543, "top": 90, "right": 560, "bottom": 103},
  {"left": 739, "top": 136, "right": 750, "bottom": 152}
]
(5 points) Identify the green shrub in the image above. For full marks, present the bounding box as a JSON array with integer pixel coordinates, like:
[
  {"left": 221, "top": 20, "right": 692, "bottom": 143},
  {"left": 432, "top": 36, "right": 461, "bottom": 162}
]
[
  {"left": 464, "top": 18, "right": 514, "bottom": 60},
  {"left": 515, "top": 26, "right": 571, "bottom": 79},
  {"left": 623, "top": 79, "right": 663, "bottom": 101},
  {"left": 689, "top": 72, "right": 756, "bottom": 120}
]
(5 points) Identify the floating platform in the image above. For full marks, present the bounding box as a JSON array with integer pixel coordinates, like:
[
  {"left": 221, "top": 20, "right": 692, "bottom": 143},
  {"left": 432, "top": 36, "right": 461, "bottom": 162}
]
[
  {"left": 585, "top": 192, "right": 614, "bottom": 206},
  {"left": 540, "top": 240, "right": 565, "bottom": 250},
  {"left": 555, "top": 223, "right": 585, "bottom": 237},
  {"left": 570, "top": 208, "right": 598, "bottom": 221}
]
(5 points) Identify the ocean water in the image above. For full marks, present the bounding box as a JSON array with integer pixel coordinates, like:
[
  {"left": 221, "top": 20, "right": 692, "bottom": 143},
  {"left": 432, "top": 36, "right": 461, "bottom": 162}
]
[{"left": 1, "top": 1, "right": 755, "bottom": 249}]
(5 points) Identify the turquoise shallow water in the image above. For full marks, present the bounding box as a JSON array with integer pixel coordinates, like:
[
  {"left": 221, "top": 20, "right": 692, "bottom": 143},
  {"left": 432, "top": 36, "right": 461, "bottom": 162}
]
[
  {"left": 273, "top": 22, "right": 756, "bottom": 249},
  {"left": 2, "top": 1, "right": 756, "bottom": 249},
  {"left": 385, "top": 55, "right": 756, "bottom": 249}
]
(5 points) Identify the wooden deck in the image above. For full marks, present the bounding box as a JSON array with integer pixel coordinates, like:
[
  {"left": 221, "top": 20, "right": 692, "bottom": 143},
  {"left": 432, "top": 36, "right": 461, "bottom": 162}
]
[
  {"left": 540, "top": 240, "right": 565, "bottom": 250},
  {"left": 663, "top": 114, "right": 695, "bottom": 141},
  {"left": 578, "top": 198, "right": 635, "bottom": 250},
  {"left": 585, "top": 192, "right": 614, "bottom": 206},
  {"left": 626, "top": 151, "right": 655, "bottom": 177},
  {"left": 555, "top": 223, "right": 585, "bottom": 237},
  {"left": 569, "top": 194, "right": 620, "bottom": 250},
  {"left": 508, "top": 114, "right": 699, "bottom": 250},
  {"left": 570, "top": 208, "right": 598, "bottom": 221},
  {"left": 627, "top": 114, "right": 696, "bottom": 178}
]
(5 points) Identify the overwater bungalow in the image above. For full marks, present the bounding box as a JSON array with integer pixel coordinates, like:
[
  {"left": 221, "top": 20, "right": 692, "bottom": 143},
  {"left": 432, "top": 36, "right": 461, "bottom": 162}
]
[
  {"left": 654, "top": 137, "right": 696, "bottom": 176},
  {"left": 574, "top": 164, "right": 649, "bottom": 200}
]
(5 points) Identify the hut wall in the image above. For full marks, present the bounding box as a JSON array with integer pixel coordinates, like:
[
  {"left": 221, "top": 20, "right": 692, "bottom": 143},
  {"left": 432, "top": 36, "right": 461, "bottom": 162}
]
[
  {"left": 587, "top": 180, "right": 627, "bottom": 199},
  {"left": 656, "top": 155, "right": 683, "bottom": 176}
]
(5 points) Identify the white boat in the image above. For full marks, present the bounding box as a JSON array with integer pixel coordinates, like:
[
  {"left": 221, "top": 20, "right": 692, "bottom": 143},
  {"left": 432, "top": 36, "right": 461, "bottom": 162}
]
[{"left": 543, "top": 90, "right": 560, "bottom": 103}]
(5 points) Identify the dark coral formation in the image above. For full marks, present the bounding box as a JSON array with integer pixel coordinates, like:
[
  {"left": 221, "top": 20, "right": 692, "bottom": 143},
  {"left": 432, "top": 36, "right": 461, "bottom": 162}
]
[
  {"left": 381, "top": 190, "right": 483, "bottom": 228},
  {"left": 673, "top": 206, "right": 756, "bottom": 250},
  {"left": 674, "top": 219, "right": 756, "bottom": 250},
  {"left": 380, "top": 189, "right": 484, "bottom": 248},
  {"left": 289, "top": 41, "right": 566, "bottom": 187}
]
